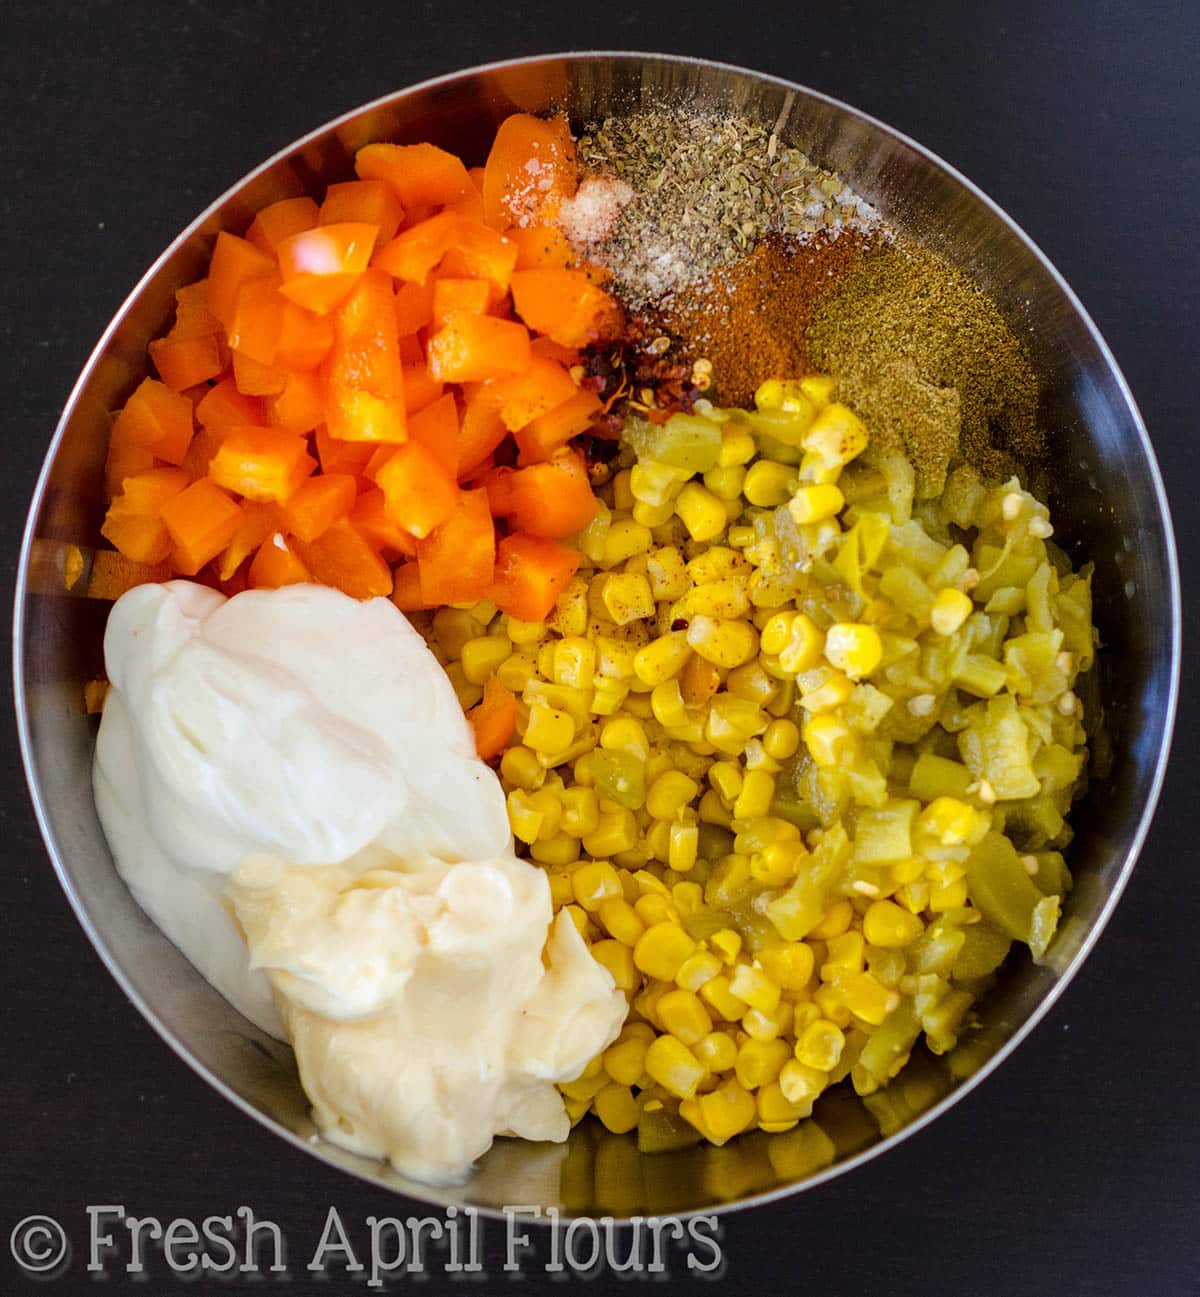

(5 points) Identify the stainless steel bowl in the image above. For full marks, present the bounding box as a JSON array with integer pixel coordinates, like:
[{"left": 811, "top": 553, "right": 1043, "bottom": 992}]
[{"left": 14, "top": 52, "right": 1180, "bottom": 1218}]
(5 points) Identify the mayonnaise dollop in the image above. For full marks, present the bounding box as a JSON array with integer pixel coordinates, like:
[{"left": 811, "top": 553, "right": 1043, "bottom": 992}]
[{"left": 94, "top": 581, "right": 624, "bottom": 1180}]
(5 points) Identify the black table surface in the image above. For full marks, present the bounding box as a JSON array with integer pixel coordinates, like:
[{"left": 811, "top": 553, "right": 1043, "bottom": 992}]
[{"left": 3, "top": 1, "right": 1198, "bottom": 1293}]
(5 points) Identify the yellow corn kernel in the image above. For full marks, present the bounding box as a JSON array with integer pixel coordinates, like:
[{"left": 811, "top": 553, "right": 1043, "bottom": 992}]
[
  {"left": 524, "top": 702, "right": 575, "bottom": 755},
  {"left": 644, "top": 1035, "right": 708, "bottom": 1101},
  {"left": 687, "top": 615, "right": 758, "bottom": 670},
  {"left": 793, "top": 999, "right": 822, "bottom": 1035},
  {"left": 563, "top": 904, "right": 590, "bottom": 938},
  {"left": 571, "top": 860, "right": 623, "bottom": 911},
  {"left": 589, "top": 677, "right": 629, "bottom": 716},
  {"left": 531, "top": 836, "right": 579, "bottom": 871},
  {"left": 821, "top": 930, "right": 865, "bottom": 978},
  {"left": 634, "top": 893, "right": 676, "bottom": 927},
  {"left": 634, "top": 922, "right": 696, "bottom": 980},
  {"left": 758, "top": 942, "right": 816, "bottom": 991},
  {"left": 796, "top": 1019, "right": 846, "bottom": 1071},
  {"left": 789, "top": 483, "right": 845, "bottom": 525},
  {"left": 506, "top": 790, "right": 545, "bottom": 845},
  {"left": 500, "top": 744, "right": 545, "bottom": 791},
  {"left": 495, "top": 651, "right": 538, "bottom": 693},
  {"left": 643, "top": 770, "right": 699, "bottom": 821},
  {"left": 432, "top": 607, "right": 480, "bottom": 659},
  {"left": 717, "top": 423, "right": 757, "bottom": 467},
  {"left": 630, "top": 460, "right": 690, "bottom": 506},
  {"left": 862, "top": 899, "right": 925, "bottom": 948},
  {"left": 645, "top": 680, "right": 685, "bottom": 730},
  {"left": 646, "top": 546, "right": 690, "bottom": 601},
  {"left": 675, "top": 482, "right": 728, "bottom": 542},
  {"left": 610, "top": 468, "right": 635, "bottom": 511},
  {"left": 546, "top": 870, "right": 574, "bottom": 908},
  {"left": 445, "top": 662, "right": 482, "bottom": 710},
  {"left": 710, "top": 928, "right": 743, "bottom": 963},
  {"left": 504, "top": 619, "right": 546, "bottom": 649},
  {"left": 597, "top": 897, "right": 646, "bottom": 947},
  {"left": 778, "top": 1059, "right": 827, "bottom": 1106},
  {"left": 593, "top": 635, "right": 637, "bottom": 681},
  {"left": 675, "top": 948, "right": 723, "bottom": 992},
  {"left": 583, "top": 808, "right": 639, "bottom": 858},
  {"left": 604, "top": 1026, "right": 653, "bottom": 1085},
  {"left": 797, "top": 670, "right": 854, "bottom": 713},
  {"left": 728, "top": 963, "right": 781, "bottom": 1014},
  {"left": 756, "top": 1081, "right": 808, "bottom": 1132},
  {"left": 546, "top": 575, "right": 589, "bottom": 637},
  {"left": 558, "top": 1069, "right": 609, "bottom": 1103},
  {"left": 743, "top": 460, "right": 795, "bottom": 507},
  {"left": 600, "top": 716, "right": 650, "bottom": 762},
  {"left": 742, "top": 1001, "right": 793, "bottom": 1042},
  {"left": 727, "top": 524, "right": 756, "bottom": 548},
  {"left": 734, "top": 770, "right": 776, "bottom": 821},
  {"left": 824, "top": 623, "right": 883, "bottom": 680},
  {"left": 592, "top": 1082, "right": 639, "bottom": 1134},
  {"left": 780, "top": 614, "right": 825, "bottom": 675},
  {"left": 634, "top": 632, "right": 692, "bottom": 687},
  {"left": 559, "top": 786, "right": 600, "bottom": 839},
  {"left": 763, "top": 718, "right": 800, "bottom": 760},
  {"left": 658, "top": 989, "right": 713, "bottom": 1045},
  {"left": 667, "top": 821, "right": 699, "bottom": 872},
  {"left": 804, "top": 714, "right": 856, "bottom": 767},
  {"left": 603, "top": 519, "right": 654, "bottom": 569},
  {"left": 590, "top": 938, "right": 637, "bottom": 991},
  {"left": 698, "top": 789, "right": 733, "bottom": 826},
  {"left": 633, "top": 499, "right": 676, "bottom": 528},
  {"left": 693, "top": 1078, "right": 757, "bottom": 1143},
  {"left": 749, "top": 842, "right": 798, "bottom": 887},
  {"left": 694, "top": 1030, "right": 738, "bottom": 1073},
  {"left": 702, "top": 464, "right": 747, "bottom": 500},
  {"left": 760, "top": 612, "right": 797, "bottom": 656},
  {"left": 600, "top": 573, "right": 656, "bottom": 626},
  {"left": 699, "top": 973, "right": 749, "bottom": 1021},
  {"left": 550, "top": 637, "right": 596, "bottom": 690},
  {"left": 931, "top": 586, "right": 973, "bottom": 636},
  {"left": 839, "top": 971, "right": 900, "bottom": 1025},
  {"left": 726, "top": 660, "right": 778, "bottom": 707},
  {"left": 801, "top": 402, "right": 868, "bottom": 479},
  {"left": 707, "top": 761, "right": 743, "bottom": 804},
  {"left": 800, "top": 374, "right": 837, "bottom": 407},
  {"left": 917, "top": 796, "right": 989, "bottom": 847},
  {"left": 671, "top": 881, "right": 703, "bottom": 917},
  {"left": 734, "top": 1037, "right": 791, "bottom": 1090},
  {"left": 929, "top": 876, "right": 969, "bottom": 911}
]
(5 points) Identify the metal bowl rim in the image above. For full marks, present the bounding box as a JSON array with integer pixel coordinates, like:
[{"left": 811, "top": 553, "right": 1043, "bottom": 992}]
[{"left": 12, "top": 49, "right": 1182, "bottom": 1220}]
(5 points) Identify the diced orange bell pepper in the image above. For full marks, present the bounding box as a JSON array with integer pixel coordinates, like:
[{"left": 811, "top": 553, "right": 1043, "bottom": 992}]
[
  {"left": 514, "top": 387, "right": 601, "bottom": 463},
  {"left": 180, "top": 426, "right": 224, "bottom": 480},
  {"left": 323, "top": 268, "right": 407, "bottom": 442},
  {"left": 248, "top": 532, "right": 312, "bottom": 588},
  {"left": 373, "top": 441, "right": 458, "bottom": 540},
  {"left": 276, "top": 223, "right": 379, "bottom": 315},
  {"left": 355, "top": 141, "right": 473, "bottom": 209},
  {"left": 266, "top": 369, "right": 325, "bottom": 434},
  {"left": 196, "top": 378, "right": 264, "bottom": 431},
  {"left": 445, "top": 185, "right": 484, "bottom": 223},
  {"left": 170, "top": 281, "right": 222, "bottom": 341},
  {"left": 373, "top": 211, "right": 460, "bottom": 285},
  {"left": 148, "top": 333, "right": 224, "bottom": 391},
  {"left": 456, "top": 387, "right": 508, "bottom": 479},
  {"left": 415, "top": 487, "right": 495, "bottom": 605},
  {"left": 216, "top": 501, "right": 281, "bottom": 582},
  {"left": 398, "top": 333, "right": 425, "bottom": 366},
  {"left": 393, "top": 279, "right": 435, "bottom": 335},
  {"left": 207, "top": 232, "right": 276, "bottom": 331},
  {"left": 400, "top": 363, "right": 442, "bottom": 414},
  {"left": 390, "top": 562, "right": 431, "bottom": 611},
  {"left": 431, "top": 277, "right": 491, "bottom": 328},
  {"left": 245, "top": 197, "right": 320, "bottom": 255},
  {"left": 486, "top": 354, "right": 579, "bottom": 431},
  {"left": 111, "top": 378, "right": 195, "bottom": 465},
  {"left": 482, "top": 113, "right": 576, "bottom": 230},
  {"left": 438, "top": 221, "right": 518, "bottom": 290},
  {"left": 104, "top": 440, "right": 156, "bottom": 501},
  {"left": 160, "top": 478, "right": 244, "bottom": 576},
  {"left": 481, "top": 465, "right": 517, "bottom": 517},
  {"left": 468, "top": 675, "right": 518, "bottom": 760},
  {"left": 208, "top": 426, "right": 316, "bottom": 503},
  {"left": 491, "top": 531, "right": 581, "bottom": 623},
  {"left": 232, "top": 350, "right": 287, "bottom": 396},
  {"left": 529, "top": 334, "right": 581, "bottom": 367},
  {"left": 505, "top": 449, "right": 597, "bottom": 538},
  {"left": 313, "top": 426, "right": 372, "bottom": 478},
  {"left": 350, "top": 487, "right": 418, "bottom": 558},
  {"left": 427, "top": 315, "right": 531, "bottom": 384},
  {"left": 406, "top": 393, "right": 459, "bottom": 478},
  {"left": 283, "top": 473, "right": 357, "bottom": 542},
  {"left": 276, "top": 301, "right": 334, "bottom": 370},
  {"left": 509, "top": 224, "right": 576, "bottom": 271},
  {"left": 319, "top": 180, "right": 404, "bottom": 243},
  {"left": 100, "top": 467, "right": 192, "bottom": 564},
  {"left": 293, "top": 518, "right": 393, "bottom": 599},
  {"left": 510, "top": 269, "right": 619, "bottom": 349},
  {"left": 227, "top": 275, "right": 285, "bottom": 365}
]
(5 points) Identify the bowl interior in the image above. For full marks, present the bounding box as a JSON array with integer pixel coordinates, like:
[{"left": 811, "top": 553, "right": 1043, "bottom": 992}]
[{"left": 15, "top": 53, "right": 1178, "bottom": 1217}]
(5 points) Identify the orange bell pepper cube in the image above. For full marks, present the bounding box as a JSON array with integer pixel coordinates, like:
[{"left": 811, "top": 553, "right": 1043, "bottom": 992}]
[
  {"left": 401, "top": 363, "right": 443, "bottom": 414},
  {"left": 504, "top": 449, "right": 598, "bottom": 538},
  {"left": 323, "top": 268, "right": 407, "bottom": 443},
  {"left": 394, "top": 279, "right": 434, "bottom": 335},
  {"left": 355, "top": 141, "right": 473, "bottom": 209},
  {"left": 276, "top": 222, "right": 379, "bottom": 315},
  {"left": 314, "top": 426, "right": 373, "bottom": 478},
  {"left": 196, "top": 378, "right": 264, "bottom": 431},
  {"left": 319, "top": 180, "right": 404, "bottom": 244},
  {"left": 111, "top": 378, "right": 195, "bottom": 465},
  {"left": 509, "top": 225, "right": 576, "bottom": 271},
  {"left": 266, "top": 369, "right": 325, "bottom": 434},
  {"left": 170, "top": 281, "right": 222, "bottom": 340},
  {"left": 283, "top": 473, "right": 357, "bottom": 543},
  {"left": 456, "top": 387, "right": 509, "bottom": 479},
  {"left": 350, "top": 487, "right": 418, "bottom": 559},
  {"left": 490, "top": 531, "right": 581, "bottom": 623},
  {"left": 514, "top": 387, "right": 601, "bottom": 464},
  {"left": 415, "top": 487, "right": 495, "bottom": 605},
  {"left": 208, "top": 426, "right": 316, "bottom": 504},
  {"left": 104, "top": 441, "right": 156, "bottom": 501},
  {"left": 100, "top": 467, "right": 192, "bottom": 564},
  {"left": 468, "top": 676, "right": 518, "bottom": 760},
  {"left": 232, "top": 350, "right": 287, "bottom": 396},
  {"left": 248, "top": 532, "right": 312, "bottom": 588},
  {"left": 482, "top": 113, "right": 576, "bottom": 230},
  {"left": 390, "top": 562, "right": 430, "bottom": 611},
  {"left": 406, "top": 393, "right": 459, "bottom": 478},
  {"left": 216, "top": 501, "right": 281, "bottom": 582},
  {"left": 481, "top": 465, "right": 517, "bottom": 517},
  {"left": 431, "top": 277, "right": 491, "bottom": 329},
  {"left": 487, "top": 354, "right": 579, "bottom": 431},
  {"left": 226, "top": 275, "right": 285, "bottom": 365},
  {"left": 529, "top": 334, "right": 582, "bottom": 367},
  {"left": 207, "top": 232, "right": 276, "bottom": 331},
  {"left": 149, "top": 333, "right": 224, "bottom": 391},
  {"left": 427, "top": 315, "right": 531, "bottom": 384},
  {"left": 276, "top": 301, "right": 334, "bottom": 371},
  {"left": 373, "top": 441, "right": 459, "bottom": 540},
  {"left": 293, "top": 518, "right": 393, "bottom": 599},
  {"left": 245, "top": 197, "right": 320, "bottom": 256},
  {"left": 445, "top": 186, "right": 484, "bottom": 224},
  {"left": 160, "top": 478, "right": 244, "bottom": 576},
  {"left": 373, "top": 211, "right": 460, "bottom": 286},
  {"left": 437, "top": 221, "right": 518, "bottom": 290},
  {"left": 179, "top": 426, "right": 225, "bottom": 480},
  {"left": 510, "top": 269, "right": 619, "bottom": 349}
]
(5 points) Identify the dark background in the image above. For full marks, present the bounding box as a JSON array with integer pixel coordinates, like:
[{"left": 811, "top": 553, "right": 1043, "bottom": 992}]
[{"left": 2, "top": 1, "right": 1197, "bottom": 1293}]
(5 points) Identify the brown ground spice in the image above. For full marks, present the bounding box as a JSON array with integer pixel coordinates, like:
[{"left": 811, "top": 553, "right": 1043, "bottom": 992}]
[{"left": 645, "top": 232, "right": 869, "bottom": 408}]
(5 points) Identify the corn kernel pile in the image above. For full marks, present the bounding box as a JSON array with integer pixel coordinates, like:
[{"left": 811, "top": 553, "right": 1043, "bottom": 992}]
[{"left": 416, "top": 372, "right": 1095, "bottom": 1153}]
